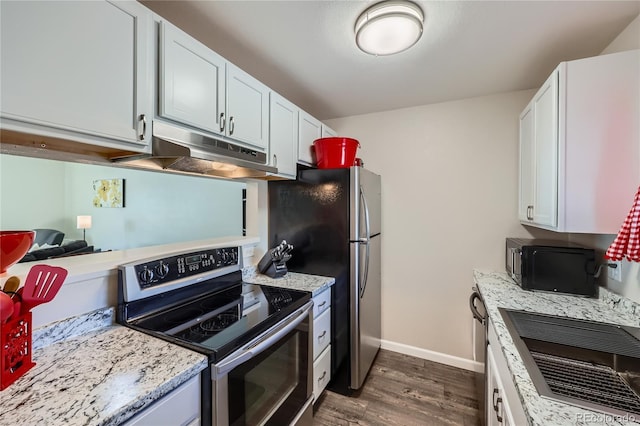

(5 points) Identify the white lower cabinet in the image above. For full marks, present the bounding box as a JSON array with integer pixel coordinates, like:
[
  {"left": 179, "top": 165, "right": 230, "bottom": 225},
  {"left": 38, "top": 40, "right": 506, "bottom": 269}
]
[
  {"left": 486, "top": 321, "right": 527, "bottom": 426},
  {"left": 124, "top": 375, "right": 201, "bottom": 426},
  {"left": 312, "top": 288, "right": 332, "bottom": 402},
  {"left": 313, "top": 346, "right": 331, "bottom": 402}
]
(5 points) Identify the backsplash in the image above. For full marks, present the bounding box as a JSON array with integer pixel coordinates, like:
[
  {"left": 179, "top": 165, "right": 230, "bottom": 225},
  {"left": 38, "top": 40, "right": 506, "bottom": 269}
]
[{"left": 568, "top": 233, "right": 640, "bottom": 305}]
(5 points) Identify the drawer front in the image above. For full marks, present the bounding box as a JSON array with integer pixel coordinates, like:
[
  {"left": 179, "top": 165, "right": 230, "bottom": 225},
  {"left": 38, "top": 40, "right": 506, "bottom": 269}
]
[
  {"left": 124, "top": 375, "right": 200, "bottom": 426},
  {"left": 313, "top": 289, "right": 331, "bottom": 318},
  {"left": 313, "top": 345, "right": 331, "bottom": 402},
  {"left": 313, "top": 308, "right": 331, "bottom": 360}
]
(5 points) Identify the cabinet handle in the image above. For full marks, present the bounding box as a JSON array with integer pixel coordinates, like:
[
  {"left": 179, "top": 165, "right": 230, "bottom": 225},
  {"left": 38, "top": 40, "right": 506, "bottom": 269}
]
[
  {"left": 318, "top": 330, "right": 327, "bottom": 340},
  {"left": 527, "top": 205, "right": 534, "bottom": 221},
  {"left": 318, "top": 301, "right": 327, "bottom": 308},
  {"left": 496, "top": 397, "right": 504, "bottom": 423},
  {"left": 273, "top": 154, "right": 277, "bottom": 167},
  {"left": 229, "top": 116, "right": 235, "bottom": 135},
  {"left": 220, "top": 113, "right": 226, "bottom": 132},
  {"left": 492, "top": 388, "right": 499, "bottom": 411},
  {"left": 139, "top": 114, "right": 147, "bottom": 141},
  {"left": 318, "top": 371, "right": 327, "bottom": 383}
]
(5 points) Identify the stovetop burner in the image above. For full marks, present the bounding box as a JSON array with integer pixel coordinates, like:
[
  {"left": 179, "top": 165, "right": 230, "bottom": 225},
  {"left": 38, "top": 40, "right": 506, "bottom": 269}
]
[{"left": 173, "top": 308, "right": 240, "bottom": 343}]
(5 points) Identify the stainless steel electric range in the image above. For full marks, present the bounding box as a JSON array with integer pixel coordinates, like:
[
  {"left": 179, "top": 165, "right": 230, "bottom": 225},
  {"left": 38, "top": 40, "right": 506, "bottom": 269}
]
[{"left": 117, "top": 246, "right": 313, "bottom": 426}]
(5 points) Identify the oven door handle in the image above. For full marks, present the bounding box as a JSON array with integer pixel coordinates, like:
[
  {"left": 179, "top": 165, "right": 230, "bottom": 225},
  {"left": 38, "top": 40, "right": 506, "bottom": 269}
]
[{"left": 214, "top": 301, "right": 313, "bottom": 377}]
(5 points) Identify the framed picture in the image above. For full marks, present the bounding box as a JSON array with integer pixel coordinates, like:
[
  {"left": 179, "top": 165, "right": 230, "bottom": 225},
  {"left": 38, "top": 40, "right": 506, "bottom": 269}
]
[{"left": 93, "top": 178, "right": 125, "bottom": 208}]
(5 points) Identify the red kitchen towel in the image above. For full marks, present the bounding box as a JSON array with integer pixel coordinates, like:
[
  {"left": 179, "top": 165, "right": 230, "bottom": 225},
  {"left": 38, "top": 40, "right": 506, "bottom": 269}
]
[{"left": 605, "top": 185, "right": 640, "bottom": 262}]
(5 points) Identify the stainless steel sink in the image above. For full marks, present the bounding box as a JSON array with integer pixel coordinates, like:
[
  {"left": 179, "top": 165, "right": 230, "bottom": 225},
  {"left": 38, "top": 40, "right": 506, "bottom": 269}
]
[{"left": 499, "top": 308, "right": 640, "bottom": 417}]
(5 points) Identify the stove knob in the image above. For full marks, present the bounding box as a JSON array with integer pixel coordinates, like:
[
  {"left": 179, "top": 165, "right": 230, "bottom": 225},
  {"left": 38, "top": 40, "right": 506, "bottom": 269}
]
[
  {"left": 230, "top": 250, "right": 238, "bottom": 263},
  {"left": 156, "top": 261, "right": 169, "bottom": 278},
  {"left": 221, "top": 250, "right": 230, "bottom": 263},
  {"left": 139, "top": 266, "right": 154, "bottom": 283}
]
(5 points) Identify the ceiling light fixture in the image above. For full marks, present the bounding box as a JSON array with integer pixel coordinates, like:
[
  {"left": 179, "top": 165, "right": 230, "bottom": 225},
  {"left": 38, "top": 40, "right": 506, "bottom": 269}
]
[{"left": 354, "top": 0, "right": 424, "bottom": 56}]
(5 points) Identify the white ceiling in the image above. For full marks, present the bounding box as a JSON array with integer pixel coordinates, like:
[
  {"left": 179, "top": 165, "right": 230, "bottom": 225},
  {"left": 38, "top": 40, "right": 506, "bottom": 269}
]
[{"left": 141, "top": 1, "right": 640, "bottom": 120}]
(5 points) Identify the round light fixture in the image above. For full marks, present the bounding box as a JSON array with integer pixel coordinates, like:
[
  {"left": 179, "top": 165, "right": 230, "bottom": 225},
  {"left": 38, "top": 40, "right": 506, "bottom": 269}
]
[{"left": 355, "top": 0, "right": 424, "bottom": 56}]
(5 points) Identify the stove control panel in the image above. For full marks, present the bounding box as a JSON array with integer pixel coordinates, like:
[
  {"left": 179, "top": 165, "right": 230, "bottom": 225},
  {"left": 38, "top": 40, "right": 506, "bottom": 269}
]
[{"left": 134, "top": 247, "right": 239, "bottom": 288}]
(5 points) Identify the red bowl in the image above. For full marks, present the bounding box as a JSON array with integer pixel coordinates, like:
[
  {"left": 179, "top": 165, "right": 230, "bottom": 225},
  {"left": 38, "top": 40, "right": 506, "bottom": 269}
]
[
  {"left": 313, "top": 137, "right": 360, "bottom": 169},
  {"left": 0, "top": 231, "right": 35, "bottom": 273}
]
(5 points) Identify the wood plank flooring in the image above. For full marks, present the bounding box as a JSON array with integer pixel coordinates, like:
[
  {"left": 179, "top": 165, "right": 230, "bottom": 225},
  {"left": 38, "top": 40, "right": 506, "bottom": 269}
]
[{"left": 313, "top": 349, "right": 481, "bottom": 426}]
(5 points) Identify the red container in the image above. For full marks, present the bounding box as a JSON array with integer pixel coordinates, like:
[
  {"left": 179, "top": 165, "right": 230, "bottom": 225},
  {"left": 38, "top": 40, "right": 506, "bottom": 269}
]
[
  {"left": 1, "top": 311, "right": 35, "bottom": 390},
  {"left": 313, "top": 137, "right": 360, "bottom": 169},
  {"left": 0, "top": 230, "right": 36, "bottom": 274}
]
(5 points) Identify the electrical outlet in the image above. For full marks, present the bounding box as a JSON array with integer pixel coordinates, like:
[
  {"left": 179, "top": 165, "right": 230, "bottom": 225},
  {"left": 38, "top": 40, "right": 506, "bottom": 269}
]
[{"left": 608, "top": 260, "right": 622, "bottom": 282}]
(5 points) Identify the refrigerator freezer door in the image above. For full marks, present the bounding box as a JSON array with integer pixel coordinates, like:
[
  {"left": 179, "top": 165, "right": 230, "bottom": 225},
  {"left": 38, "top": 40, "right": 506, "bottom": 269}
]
[{"left": 350, "top": 167, "right": 382, "bottom": 241}]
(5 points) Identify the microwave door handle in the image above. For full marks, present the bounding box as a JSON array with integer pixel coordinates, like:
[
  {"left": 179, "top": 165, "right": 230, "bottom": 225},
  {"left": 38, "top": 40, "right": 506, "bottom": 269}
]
[
  {"left": 510, "top": 249, "right": 517, "bottom": 279},
  {"left": 214, "top": 301, "right": 312, "bottom": 377}
]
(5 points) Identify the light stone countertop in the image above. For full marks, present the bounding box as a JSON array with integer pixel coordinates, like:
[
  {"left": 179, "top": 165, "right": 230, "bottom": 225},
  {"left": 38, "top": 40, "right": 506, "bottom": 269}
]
[
  {"left": 474, "top": 270, "right": 640, "bottom": 426},
  {"left": 0, "top": 308, "right": 208, "bottom": 426},
  {"left": 242, "top": 265, "right": 335, "bottom": 297}
]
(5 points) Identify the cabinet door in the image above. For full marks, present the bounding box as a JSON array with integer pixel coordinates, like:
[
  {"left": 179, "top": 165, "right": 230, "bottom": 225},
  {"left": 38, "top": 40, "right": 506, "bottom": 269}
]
[
  {"left": 1, "top": 0, "right": 151, "bottom": 147},
  {"left": 226, "top": 63, "right": 269, "bottom": 149},
  {"left": 269, "top": 93, "right": 298, "bottom": 178},
  {"left": 321, "top": 125, "right": 337, "bottom": 138},
  {"left": 531, "top": 70, "right": 559, "bottom": 228},
  {"left": 298, "top": 111, "right": 322, "bottom": 165},
  {"left": 518, "top": 104, "right": 535, "bottom": 222},
  {"left": 159, "top": 21, "right": 226, "bottom": 136}
]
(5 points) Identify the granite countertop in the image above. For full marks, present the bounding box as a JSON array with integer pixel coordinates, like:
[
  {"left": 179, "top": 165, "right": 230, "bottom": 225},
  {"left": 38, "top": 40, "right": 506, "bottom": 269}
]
[
  {"left": 473, "top": 270, "right": 640, "bottom": 426},
  {"left": 243, "top": 266, "right": 335, "bottom": 297},
  {"left": 0, "top": 308, "right": 208, "bottom": 426}
]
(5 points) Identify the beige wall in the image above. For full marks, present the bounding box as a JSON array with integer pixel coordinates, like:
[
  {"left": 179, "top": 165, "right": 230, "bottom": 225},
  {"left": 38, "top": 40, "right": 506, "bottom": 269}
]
[
  {"left": 567, "top": 14, "right": 640, "bottom": 304},
  {"left": 325, "top": 90, "right": 544, "bottom": 361}
]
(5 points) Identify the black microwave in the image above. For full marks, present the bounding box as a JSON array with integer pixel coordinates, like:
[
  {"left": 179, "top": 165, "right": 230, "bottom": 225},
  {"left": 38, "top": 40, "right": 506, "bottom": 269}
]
[{"left": 505, "top": 238, "right": 598, "bottom": 297}]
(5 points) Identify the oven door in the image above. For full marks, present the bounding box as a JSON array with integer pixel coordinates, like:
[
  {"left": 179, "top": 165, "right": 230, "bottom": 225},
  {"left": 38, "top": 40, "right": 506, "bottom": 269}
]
[{"left": 212, "top": 301, "right": 313, "bottom": 426}]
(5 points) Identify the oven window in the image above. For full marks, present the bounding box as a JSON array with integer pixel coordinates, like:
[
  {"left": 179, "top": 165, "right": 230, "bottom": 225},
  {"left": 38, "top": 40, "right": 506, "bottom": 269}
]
[{"left": 228, "top": 327, "right": 309, "bottom": 426}]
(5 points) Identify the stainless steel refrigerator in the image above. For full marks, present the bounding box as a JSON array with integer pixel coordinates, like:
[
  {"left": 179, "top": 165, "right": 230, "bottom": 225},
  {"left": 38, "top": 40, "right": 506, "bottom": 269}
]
[{"left": 268, "top": 166, "right": 381, "bottom": 395}]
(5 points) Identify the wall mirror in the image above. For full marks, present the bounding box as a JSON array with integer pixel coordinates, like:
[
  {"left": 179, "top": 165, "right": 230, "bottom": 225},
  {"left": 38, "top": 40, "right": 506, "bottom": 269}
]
[{"left": 0, "top": 154, "right": 245, "bottom": 258}]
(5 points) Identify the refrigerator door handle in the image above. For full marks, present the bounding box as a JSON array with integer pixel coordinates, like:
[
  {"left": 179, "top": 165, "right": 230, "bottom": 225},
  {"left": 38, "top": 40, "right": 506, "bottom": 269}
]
[{"left": 360, "top": 186, "right": 371, "bottom": 298}]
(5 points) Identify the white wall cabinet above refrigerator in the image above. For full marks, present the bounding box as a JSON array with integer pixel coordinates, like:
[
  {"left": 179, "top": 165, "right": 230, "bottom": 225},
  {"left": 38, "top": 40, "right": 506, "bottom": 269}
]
[
  {"left": 298, "top": 111, "right": 322, "bottom": 166},
  {"left": 518, "top": 50, "right": 640, "bottom": 234},
  {"left": 159, "top": 21, "right": 269, "bottom": 151},
  {"left": 298, "top": 111, "right": 337, "bottom": 166},
  {"left": 269, "top": 93, "right": 299, "bottom": 179},
  {"left": 0, "top": 0, "right": 153, "bottom": 152}
]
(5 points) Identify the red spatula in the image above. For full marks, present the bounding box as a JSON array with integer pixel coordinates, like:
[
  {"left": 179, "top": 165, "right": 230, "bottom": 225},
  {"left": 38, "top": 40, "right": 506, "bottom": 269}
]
[{"left": 20, "top": 265, "right": 68, "bottom": 314}]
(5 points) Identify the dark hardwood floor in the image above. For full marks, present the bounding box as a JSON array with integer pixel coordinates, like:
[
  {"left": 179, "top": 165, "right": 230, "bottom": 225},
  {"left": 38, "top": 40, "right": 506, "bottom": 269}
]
[{"left": 313, "top": 349, "right": 481, "bottom": 426}]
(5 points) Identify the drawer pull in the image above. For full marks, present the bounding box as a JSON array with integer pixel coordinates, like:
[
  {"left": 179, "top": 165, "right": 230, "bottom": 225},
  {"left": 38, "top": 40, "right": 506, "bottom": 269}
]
[
  {"left": 318, "top": 371, "right": 327, "bottom": 382},
  {"left": 318, "top": 330, "right": 327, "bottom": 340},
  {"left": 318, "top": 301, "right": 327, "bottom": 308}
]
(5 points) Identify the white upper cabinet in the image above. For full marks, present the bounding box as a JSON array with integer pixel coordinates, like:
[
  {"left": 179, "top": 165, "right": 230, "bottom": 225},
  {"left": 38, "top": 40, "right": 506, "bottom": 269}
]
[
  {"left": 519, "top": 71, "right": 558, "bottom": 228},
  {"left": 159, "top": 21, "right": 268, "bottom": 151},
  {"left": 321, "top": 125, "right": 337, "bottom": 138},
  {"left": 159, "top": 21, "right": 225, "bottom": 136},
  {"left": 298, "top": 111, "right": 322, "bottom": 165},
  {"left": 0, "top": 0, "right": 152, "bottom": 151},
  {"left": 269, "top": 93, "right": 299, "bottom": 179},
  {"left": 518, "top": 50, "right": 639, "bottom": 233},
  {"left": 226, "top": 64, "right": 269, "bottom": 150}
]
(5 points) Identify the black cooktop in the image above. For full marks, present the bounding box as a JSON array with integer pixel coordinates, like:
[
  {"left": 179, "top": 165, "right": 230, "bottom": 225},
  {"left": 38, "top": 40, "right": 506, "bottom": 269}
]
[{"left": 129, "top": 280, "right": 310, "bottom": 362}]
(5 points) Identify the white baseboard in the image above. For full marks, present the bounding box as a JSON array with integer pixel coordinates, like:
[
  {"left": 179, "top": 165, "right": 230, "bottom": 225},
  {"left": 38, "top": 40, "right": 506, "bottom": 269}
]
[{"left": 380, "top": 339, "right": 484, "bottom": 373}]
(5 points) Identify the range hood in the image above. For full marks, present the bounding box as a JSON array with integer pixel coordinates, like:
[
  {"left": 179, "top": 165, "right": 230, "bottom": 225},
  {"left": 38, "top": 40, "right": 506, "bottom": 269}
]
[{"left": 113, "top": 121, "right": 277, "bottom": 179}]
